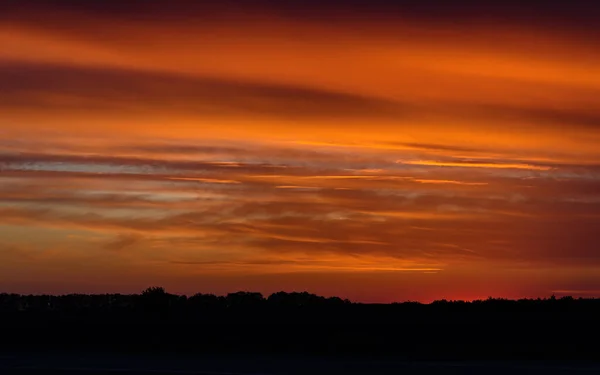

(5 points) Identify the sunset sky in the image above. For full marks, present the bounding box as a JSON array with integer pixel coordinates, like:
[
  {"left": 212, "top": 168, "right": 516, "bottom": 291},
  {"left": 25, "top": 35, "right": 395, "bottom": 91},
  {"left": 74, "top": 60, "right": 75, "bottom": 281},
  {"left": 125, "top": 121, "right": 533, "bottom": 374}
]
[{"left": 1, "top": 1, "right": 599, "bottom": 302}]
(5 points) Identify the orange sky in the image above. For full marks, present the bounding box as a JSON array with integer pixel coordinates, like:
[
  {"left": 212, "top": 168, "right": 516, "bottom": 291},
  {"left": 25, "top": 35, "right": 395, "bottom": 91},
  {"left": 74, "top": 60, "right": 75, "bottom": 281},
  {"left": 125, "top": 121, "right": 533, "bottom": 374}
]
[{"left": 1, "top": 1, "right": 599, "bottom": 302}]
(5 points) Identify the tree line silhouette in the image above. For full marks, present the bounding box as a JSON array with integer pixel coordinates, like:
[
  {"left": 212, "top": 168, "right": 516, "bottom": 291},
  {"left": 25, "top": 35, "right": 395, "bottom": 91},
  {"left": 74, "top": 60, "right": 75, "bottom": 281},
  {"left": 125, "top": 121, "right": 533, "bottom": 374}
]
[
  {"left": 0, "top": 287, "right": 351, "bottom": 319},
  {"left": 2, "top": 287, "right": 597, "bottom": 319},
  {"left": 1, "top": 288, "right": 599, "bottom": 360}
]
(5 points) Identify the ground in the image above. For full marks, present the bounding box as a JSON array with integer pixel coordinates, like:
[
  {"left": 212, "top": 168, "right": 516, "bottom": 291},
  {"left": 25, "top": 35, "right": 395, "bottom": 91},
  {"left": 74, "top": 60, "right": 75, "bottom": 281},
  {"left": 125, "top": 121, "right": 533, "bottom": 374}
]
[{"left": 1, "top": 352, "right": 599, "bottom": 374}]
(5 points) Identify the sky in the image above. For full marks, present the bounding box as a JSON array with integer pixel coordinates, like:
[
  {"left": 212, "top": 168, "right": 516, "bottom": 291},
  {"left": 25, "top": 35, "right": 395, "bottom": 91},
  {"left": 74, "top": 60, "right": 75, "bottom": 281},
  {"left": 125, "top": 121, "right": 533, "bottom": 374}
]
[{"left": 1, "top": 1, "right": 599, "bottom": 302}]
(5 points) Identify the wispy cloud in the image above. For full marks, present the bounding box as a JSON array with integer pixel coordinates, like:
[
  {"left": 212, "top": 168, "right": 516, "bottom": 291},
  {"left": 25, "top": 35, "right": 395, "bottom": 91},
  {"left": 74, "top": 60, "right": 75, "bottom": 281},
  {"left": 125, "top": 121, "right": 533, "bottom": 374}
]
[{"left": 399, "top": 160, "right": 552, "bottom": 171}]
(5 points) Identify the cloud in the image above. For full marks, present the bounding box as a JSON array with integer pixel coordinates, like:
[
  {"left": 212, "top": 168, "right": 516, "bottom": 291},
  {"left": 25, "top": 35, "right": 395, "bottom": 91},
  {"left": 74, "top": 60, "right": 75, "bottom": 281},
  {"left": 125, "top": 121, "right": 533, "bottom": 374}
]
[
  {"left": 1, "top": 178, "right": 598, "bottom": 267},
  {"left": 167, "top": 177, "right": 241, "bottom": 185},
  {"left": 3, "top": 62, "right": 600, "bottom": 133},
  {"left": 412, "top": 179, "right": 488, "bottom": 186},
  {"left": 399, "top": 160, "right": 553, "bottom": 171},
  {"left": 103, "top": 233, "right": 142, "bottom": 251},
  {"left": 0, "top": 62, "right": 409, "bottom": 121},
  {"left": 0, "top": 242, "right": 36, "bottom": 262}
]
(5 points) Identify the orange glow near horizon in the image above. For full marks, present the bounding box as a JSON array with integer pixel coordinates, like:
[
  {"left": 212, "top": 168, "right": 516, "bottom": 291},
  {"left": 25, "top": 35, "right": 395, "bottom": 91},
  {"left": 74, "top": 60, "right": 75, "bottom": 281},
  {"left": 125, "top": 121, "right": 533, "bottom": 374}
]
[{"left": 1, "top": 1, "right": 600, "bottom": 302}]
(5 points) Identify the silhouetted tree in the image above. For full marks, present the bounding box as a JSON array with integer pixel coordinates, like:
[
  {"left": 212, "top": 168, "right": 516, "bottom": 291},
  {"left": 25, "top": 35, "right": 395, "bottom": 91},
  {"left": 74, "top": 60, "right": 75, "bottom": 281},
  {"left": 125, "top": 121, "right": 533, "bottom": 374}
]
[
  {"left": 226, "top": 291, "right": 264, "bottom": 308},
  {"left": 140, "top": 286, "right": 172, "bottom": 317}
]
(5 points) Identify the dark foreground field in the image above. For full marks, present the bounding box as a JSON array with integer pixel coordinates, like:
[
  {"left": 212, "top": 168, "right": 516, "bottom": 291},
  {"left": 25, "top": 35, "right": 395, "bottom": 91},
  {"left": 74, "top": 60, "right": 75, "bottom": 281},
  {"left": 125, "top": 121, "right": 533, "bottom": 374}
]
[
  {"left": 1, "top": 352, "right": 600, "bottom": 375},
  {"left": 2, "top": 291, "right": 600, "bottom": 373}
]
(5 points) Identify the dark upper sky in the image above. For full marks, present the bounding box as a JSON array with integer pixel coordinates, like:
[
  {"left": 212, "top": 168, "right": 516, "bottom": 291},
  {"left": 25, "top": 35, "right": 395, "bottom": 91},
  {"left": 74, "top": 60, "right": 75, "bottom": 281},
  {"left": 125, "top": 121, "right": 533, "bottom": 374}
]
[{"left": 2, "top": 1, "right": 600, "bottom": 30}]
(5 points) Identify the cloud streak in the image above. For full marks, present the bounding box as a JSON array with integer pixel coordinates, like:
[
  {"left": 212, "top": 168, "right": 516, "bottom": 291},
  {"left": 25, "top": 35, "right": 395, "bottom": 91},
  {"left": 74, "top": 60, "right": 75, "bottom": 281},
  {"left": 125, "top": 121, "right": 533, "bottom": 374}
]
[{"left": 400, "top": 160, "right": 553, "bottom": 171}]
